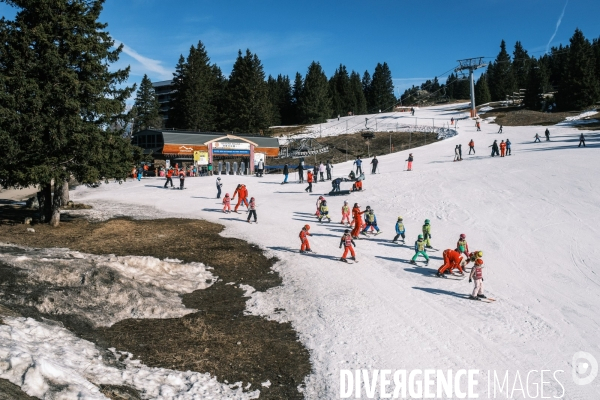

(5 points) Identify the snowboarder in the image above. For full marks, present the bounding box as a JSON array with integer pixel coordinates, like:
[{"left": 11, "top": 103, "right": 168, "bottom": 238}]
[
  {"left": 422, "top": 219, "right": 432, "bottom": 248},
  {"left": 319, "top": 162, "right": 326, "bottom": 182},
  {"left": 178, "top": 169, "right": 186, "bottom": 189},
  {"left": 318, "top": 199, "right": 331, "bottom": 222},
  {"left": 506, "top": 139, "right": 512, "bottom": 155},
  {"left": 579, "top": 133, "right": 586, "bottom": 147},
  {"left": 468, "top": 139, "right": 475, "bottom": 155},
  {"left": 232, "top": 184, "right": 249, "bottom": 212},
  {"left": 489, "top": 140, "right": 499, "bottom": 157},
  {"left": 392, "top": 216, "right": 406, "bottom": 243},
  {"left": 371, "top": 156, "right": 378, "bottom": 174},
  {"left": 305, "top": 170, "right": 314, "bottom": 193},
  {"left": 456, "top": 233, "right": 470, "bottom": 258},
  {"left": 361, "top": 206, "right": 381, "bottom": 235},
  {"left": 500, "top": 140, "right": 506, "bottom": 157},
  {"left": 247, "top": 197, "right": 257, "bottom": 223},
  {"left": 410, "top": 234, "right": 429, "bottom": 264},
  {"left": 326, "top": 160, "right": 333, "bottom": 180},
  {"left": 283, "top": 164, "right": 289, "bottom": 184},
  {"left": 331, "top": 177, "right": 342, "bottom": 192},
  {"left": 498, "top": 125, "right": 503, "bottom": 134},
  {"left": 315, "top": 196, "right": 325, "bottom": 217},
  {"left": 436, "top": 249, "right": 466, "bottom": 277},
  {"left": 534, "top": 133, "right": 541, "bottom": 143},
  {"left": 469, "top": 259, "right": 486, "bottom": 300},
  {"left": 351, "top": 203, "right": 364, "bottom": 239},
  {"left": 339, "top": 229, "right": 357, "bottom": 262},
  {"left": 164, "top": 168, "right": 174, "bottom": 188},
  {"left": 341, "top": 200, "right": 351, "bottom": 225},
  {"left": 222, "top": 193, "right": 231, "bottom": 213},
  {"left": 354, "top": 157, "right": 363, "bottom": 175},
  {"left": 299, "top": 224, "right": 312, "bottom": 253},
  {"left": 216, "top": 177, "right": 223, "bottom": 198},
  {"left": 454, "top": 145, "right": 460, "bottom": 162},
  {"left": 545, "top": 128, "right": 550, "bottom": 141},
  {"left": 406, "top": 154, "right": 413, "bottom": 171}
]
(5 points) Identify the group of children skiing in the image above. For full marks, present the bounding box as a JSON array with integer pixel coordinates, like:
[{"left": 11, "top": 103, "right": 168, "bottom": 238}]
[{"left": 220, "top": 183, "right": 257, "bottom": 223}]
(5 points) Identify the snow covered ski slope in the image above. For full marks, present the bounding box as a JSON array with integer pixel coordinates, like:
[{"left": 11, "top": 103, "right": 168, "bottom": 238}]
[{"left": 70, "top": 103, "right": 600, "bottom": 399}]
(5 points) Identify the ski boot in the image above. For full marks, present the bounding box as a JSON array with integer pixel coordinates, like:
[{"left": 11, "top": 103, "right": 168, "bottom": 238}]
[
  {"left": 477, "top": 294, "right": 487, "bottom": 299},
  {"left": 469, "top": 295, "right": 480, "bottom": 301},
  {"left": 340, "top": 258, "right": 348, "bottom": 263},
  {"left": 409, "top": 260, "right": 416, "bottom": 265}
]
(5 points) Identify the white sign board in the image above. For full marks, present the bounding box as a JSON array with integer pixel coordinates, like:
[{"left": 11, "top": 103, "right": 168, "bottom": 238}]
[{"left": 213, "top": 142, "right": 250, "bottom": 150}]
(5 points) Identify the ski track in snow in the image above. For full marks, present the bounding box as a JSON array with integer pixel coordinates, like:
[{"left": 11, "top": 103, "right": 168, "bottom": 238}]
[{"left": 12, "top": 102, "right": 599, "bottom": 399}]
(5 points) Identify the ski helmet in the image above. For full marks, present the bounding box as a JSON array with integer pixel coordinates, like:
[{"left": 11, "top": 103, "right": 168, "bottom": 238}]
[
  {"left": 344, "top": 229, "right": 349, "bottom": 234},
  {"left": 460, "top": 233, "right": 466, "bottom": 239},
  {"left": 477, "top": 251, "right": 483, "bottom": 257},
  {"left": 366, "top": 205, "right": 371, "bottom": 210},
  {"left": 397, "top": 216, "right": 403, "bottom": 221},
  {"left": 344, "top": 200, "right": 348, "bottom": 204},
  {"left": 304, "top": 224, "right": 310, "bottom": 230},
  {"left": 217, "top": 177, "right": 221, "bottom": 180},
  {"left": 418, "top": 234, "right": 423, "bottom": 239},
  {"left": 424, "top": 219, "right": 430, "bottom": 224},
  {"left": 322, "top": 200, "right": 327, "bottom": 204},
  {"left": 250, "top": 197, "right": 255, "bottom": 200},
  {"left": 225, "top": 193, "right": 230, "bottom": 197},
  {"left": 475, "top": 259, "right": 484, "bottom": 266},
  {"left": 319, "top": 196, "right": 324, "bottom": 200}
]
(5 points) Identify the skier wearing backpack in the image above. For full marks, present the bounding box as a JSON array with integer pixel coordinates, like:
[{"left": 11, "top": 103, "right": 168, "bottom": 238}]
[
  {"left": 436, "top": 249, "right": 466, "bottom": 277},
  {"left": 339, "top": 229, "right": 357, "bottom": 262},
  {"left": 469, "top": 259, "right": 486, "bottom": 300},
  {"left": 299, "top": 225, "right": 312, "bottom": 253},
  {"left": 422, "top": 219, "right": 432, "bottom": 248},
  {"left": 392, "top": 216, "right": 406, "bottom": 243},
  {"left": 410, "top": 234, "right": 429, "bottom": 265},
  {"left": 456, "top": 234, "right": 470, "bottom": 258},
  {"left": 341, "top": 200, "right": 351, "bottom": 225},
  {"left": 361, "top": 206, "right": 381, "bottom": 235},
  {"left": 318, "top": 199, "right": 332, "bottom": 222}
]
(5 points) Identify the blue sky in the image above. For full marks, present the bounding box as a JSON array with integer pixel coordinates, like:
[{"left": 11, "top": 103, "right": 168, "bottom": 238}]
[{"left": 1, "top": 0, "right": 599, "bottom": 96}]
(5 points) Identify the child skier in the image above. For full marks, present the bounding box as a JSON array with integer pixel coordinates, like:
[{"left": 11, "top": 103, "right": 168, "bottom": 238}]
[
  {"left": 247, "top": 197, "right": 257, "bottom": 223},
  {"left": 340, "top": 200, "right": 351, "bottom": 226},
  {"left": 456, "top": 234, "right": 469, "bottom": 258},
  {"left": 469, "top": 259, "right": 486, "bottom": 300},
  {"left": 316, "top": 196, "right": 325, "bottom": 217},
  {"left": 467, "top": 250, "right": 483, "bottom": 265},
  {"left": 406, "top": 154, "right": 413, "bottom": 171},
  {"left": 361, "top": 206, "right": 381, "bottom": 235},
  {"left": 422, "top": 219, "right": 432, "bottom": 248},
  {"left": 410, "top": 234, "right": 429, "bottom": 265},
  {"left": 436, "top": 249, "right": 466, "bottom": 277},
  {"left": 392, "top": 216, "right": 406, "bottom": 243},
  {"left": 339, "top": 229, "right": 357, "bottom": 262},
  {"left": 299, "top": 224, "right": 312, "bottom": 253},
  {"left": 222, "top": 193, "right": 231, "bottom": 213},
  {"left": 318, "top": 199, "right": 332, "bottom": 222}
]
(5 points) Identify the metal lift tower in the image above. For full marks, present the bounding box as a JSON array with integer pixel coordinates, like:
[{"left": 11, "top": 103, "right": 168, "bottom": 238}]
[{"left": 455, "top": 57, "right": 488, "bottom": 118}]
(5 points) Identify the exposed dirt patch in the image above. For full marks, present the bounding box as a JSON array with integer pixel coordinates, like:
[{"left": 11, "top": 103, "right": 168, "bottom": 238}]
[
  {"left": 0, "top": 378, "right": 38, "bottom": 400},
  {"left": 0, "top": 211, "right": 311, "bottom": 399},
  {"left": 481, "top": 107, "right": 581, "bottom": 126}
]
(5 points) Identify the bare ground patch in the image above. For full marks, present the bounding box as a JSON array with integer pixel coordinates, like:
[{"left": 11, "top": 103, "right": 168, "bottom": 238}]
[
  {"left": 0, "top": 209, "right": 311, "bottom": 399},
  {"left": 481, "top": 107, "right": 582, "bottom": 126}
]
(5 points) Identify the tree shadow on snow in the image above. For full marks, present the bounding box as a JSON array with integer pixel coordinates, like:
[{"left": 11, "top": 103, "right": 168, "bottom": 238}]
[
  {"left": 202, "top": 208, "right": 227, "bottom": 213},
  {"left": 403, "top": 266, "right": 436, "bottom": 277},
  {"left": 144, "top": 185, "right": 167, "bottom": 188},
  {"left": 309, "top": 233, "right": 339, "bottom": 238},
  {"left": 377, "top": 242, "right": 403, "bottom": 248},
  {"left": 293, "top": 211, "right": 316, "bottom": 217},
  {"left": 274, "top": 191, "right": 306, "bottom": 194},
  {"left": 412, "top": 287, "right": 466, "bottom": 299},
  {"left": 375, "top": 255, "right": 412, "bottom": 264},
  {"left": 267, "top": 246, "right": 340, "bottom": 261},
  {"left": 191, "top": 196, "right": 217, "bottom": 199}
]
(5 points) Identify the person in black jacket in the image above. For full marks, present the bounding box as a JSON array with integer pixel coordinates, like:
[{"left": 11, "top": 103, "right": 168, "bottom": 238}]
[
  {"left": 283, "top": 164, "right": 289, "bottom": 183},
  {"left": 578, "top": 133, "right": 586, "bottom": 147},
  {"left": 298, "top": 162, "right": 304, "bottom": 183},
  {"left": 370, "top": 156, "right": 379, "bottom": 174},
  {"left": 489, "top": 140, "right": 499, "bottom": 157}
]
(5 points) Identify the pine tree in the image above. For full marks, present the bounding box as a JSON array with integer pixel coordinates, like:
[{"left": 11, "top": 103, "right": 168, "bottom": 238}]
[
  {"left": 523, "top": 58, "right": 549, "bottom": 110},
  {"left": 512, "top": 41, "right": 530, "bottom": 90},
  {"left": 370, "top": 62, "right": 396, "bottom": 112},
  {"left": 291, "top": 72, "right": 304, "bottom": 124},
  {"left": 349, "top": 71, "right": 367, "bottom": 115},
  {"left": 167, "top": 55, "right": 187, "bottom": 128},
  {"left": 474, "top": 74, "right": 491, "bottom": 106},
  {"left": 267, "top": 74, "right": 293, "bottom": 126},
  {"left": 132, "top": 74, "right": 162, "bottom": 132},
  {"left": 0, "top": 0, "right": 136, "bottom": 226},
  {"left": 488, "top": 40, "right": 516, "bottom": 101},
  {"left": 329, "top": 64, "right": 352, "bottom": 118},
  {"left": 555, "top": 29, "right": 599, "bottom": 110},
  {"left": 225, "top": 49, "right": 272, "bottom": 133},
  {"left": 298, "top": 61, "right": 331, "bottom": 124},
  {"left": 362, "top": 71, "right": 373, "bottom": 110}
]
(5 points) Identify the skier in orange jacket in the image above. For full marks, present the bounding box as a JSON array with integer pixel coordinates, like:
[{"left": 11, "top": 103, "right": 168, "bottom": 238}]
[
  {"left": 436, "top": 249, "right": 466, "bottom": 277},
  {"left": 232, "top": 184, "right": 249, "bottom": 212},
  {"left": 500, "top": 140, "right": 507, "bottom": 157},
  {"left": 351, "top": 203, "right": 364, "bottom": 239},
  {"left": 299, "top": 224, "right": 312, "bottom": 253}
]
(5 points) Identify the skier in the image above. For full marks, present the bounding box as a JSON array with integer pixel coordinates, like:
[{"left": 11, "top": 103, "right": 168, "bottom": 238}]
[
  {"left": 506, "top": 139, "right": 512, "bottom": 155},
  {"left": 232, "top": 184, "right": 249, "bottom": 212},
  {"left": 137, "top": 165, "right": 143, "bottom": 181},
  {"left": 498, "top": 125, "right": 503, "bottom": 134},
  {"left": 436, "top": 249, "right": 466, "bottom": 277},
  {"left": 257, "top": 160, "right": 264, "bottom": 177},
  {"left": 222, "top": 193, "right": 231, "bottom": 213},
  {"left": 467, "top": 250, "right": 483, "bottom": 265},
  {"left": 456, "top": 233, "right": 470, "bottom": 258},
  {"left": 216, "top": 177, "right": 223, "bottom": 198},
  {"left": 534, "top": 133, "right": 541, "bottom": 142},
  {"left": 178, "top": 169, "right": 186, "bottom": 190},
  {"left": 315, "top": 196, "right": 325, "bottom": 217},
  {"left": 354, "top": 157, "right": 363, "bottom": 175},
  {"left": 454, "top": 145, "right": 460, "bottom": 162},
  {"left": 305, "top": 170, "right": 314, "bottom": 193},
  {"left": 371, "top": 156, "right": 378, "bottom": 174},
  {"left": 489, "top": 140, "right": 499, "bottom": 157},
  {"left": 579, "top": 133, "right": 586, "bottom": 147},
  {"left": 331, "top": 177, "right": 342, "bottom": 192},
  {"left": 319, "top": 162, "right": 326, "bottom": 182},
  {"left": 326, "top": 160, "right": 333, "bottom": 180},
  {"left": 299, "top": 224, "right": 312, "bottom": 253},
  {"left": 392, "top": 216, "right": 406, "bottom": 243},
  {"left": 468, "top": 139, "right": 475, "bottom": 155},
  {"left": 283, "top": 164, "right": 289, "bottom": 184},
  {"left": 361, "top": 206, "right": 381, "bottom": 235},
  {"left": 298, "top": 161, "right": 304, "bottom": 183},
  {"left": 545, "top": 128, "right": 550, "bottom": 141},
  {"left": 318, "top": 199, "right": 331, "bottom": 222},
  {"left": 500, "top": 140, "right": 506, "bottom": 157},
  {"left": 458, "top": 144, "right": 463, "bottom": 161},
  {"left": 351, "top": 203, "right": 364, "bottom": 239},
  {"left": 247, "top": 197, "right": 257, "bottom": 223},
  {"left": 339, "top": 229, "right": 357, "bottom": 262},
  {"left": 164, "top": 168, "right": 174, "bottom": 188},
  {"left": 469, "top": 259, "right": 486, "bottom": 300},
  {"left": 422, "top": 219, "right": 432, "bottom": 248},
  {"left": 406, "top": 153, "right": 413, "bottom": 171},
  {"left": 313, "top": 164, "right": 319, "bottom": 185},
  {"left": 340, "top": 200, "right": 351, "bottom": 225},
  {"left": 410, "top": 234, "right": 429, "bottom": 265},
  {"left": 476, "top": 120, "right": 481, "bottom": 131}
]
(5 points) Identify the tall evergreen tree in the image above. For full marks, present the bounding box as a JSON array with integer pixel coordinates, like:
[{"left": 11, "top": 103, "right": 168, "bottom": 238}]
[
  {"left": 362, "top": 71, "right": 373, "bottom": 110},
  {"left": 523, "top": 58, "right": 549, "bottom": 110},
  {"left": 291, "top": 72, "right": 304, "bottom": 124},
  {"left": 329, "top": 64, "right": 352, "bottom": 118},
  {"left": 225, "top": 49, "right": 272, "bottom": 133},
  {"left": 370, "top": 62, "right": 396, "bottom": 112},
  {"left": 298, "top": 61, "right": 331, "bottom": 124},
  {"left": 132, "top": 74, "right": 162, "bottom": 132},
  {"left": 267, "top": 74, "right": 293, "bottom": 126},
  {"left": 167, "top": 55, "right": 186, "bottom": 128},
  {"left": 555, "top": 29, "right": 599, "bottom": 110},
  {"left": 0, "top": 0, "right": 137, "bottom": 226},
  {"left": 488, "top": 40, "right": 516, "bottom": 101},
  {"left": 349, "top": 71, "right": 367, "bottom": 115},
  {"left": 474, "top": 74, "right": 491, "bottom": 106},
  {"left": 512, "top": 41, "right": 530, "bottom": 89}
]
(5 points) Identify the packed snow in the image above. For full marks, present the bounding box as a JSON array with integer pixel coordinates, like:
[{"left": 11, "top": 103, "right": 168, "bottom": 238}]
[{"left": 3, "top": 102, "right": 600, "bottom": 398}]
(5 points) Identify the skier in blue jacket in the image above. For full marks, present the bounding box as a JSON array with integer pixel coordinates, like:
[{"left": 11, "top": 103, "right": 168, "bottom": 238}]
[{"left": 392, "top": 216, "right": 406, "bottom": 243}]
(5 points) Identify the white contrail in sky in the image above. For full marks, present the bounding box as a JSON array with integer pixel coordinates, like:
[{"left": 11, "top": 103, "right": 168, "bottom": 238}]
[
  {"left": 113, "top": 39, "right": 172, "bottom": 80},
  {"left": 546, "top": 0, "right": 569, "bottom": 53}
]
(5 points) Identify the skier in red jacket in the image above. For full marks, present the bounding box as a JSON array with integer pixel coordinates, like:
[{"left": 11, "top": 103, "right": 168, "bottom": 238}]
[
  {"left": 232, "top": 184, "right": 249, "bottom": 212},
  {"left": 351, "top": 203, "right": 364, "bottom": 239},
  {"left": 436, "top": 249, "right": 466, "bottom": 277},
  {"left": 339, "top": 229, "right": 357, "bottom": 262},
  {"left": 299, "top": 224, "right": 312, "bottom": 253}
]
